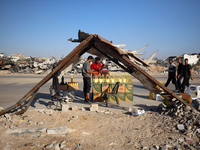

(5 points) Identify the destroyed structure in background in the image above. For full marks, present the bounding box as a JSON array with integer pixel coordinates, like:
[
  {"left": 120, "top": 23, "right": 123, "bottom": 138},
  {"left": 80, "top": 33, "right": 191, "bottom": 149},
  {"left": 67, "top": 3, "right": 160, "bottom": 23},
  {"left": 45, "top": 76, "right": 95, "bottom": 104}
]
[
  {"left": 1, "top": 50, "right": 199, "bottom": 75},
  {"left": 0, "top": 53, "right": 57, "bottom": 74}
]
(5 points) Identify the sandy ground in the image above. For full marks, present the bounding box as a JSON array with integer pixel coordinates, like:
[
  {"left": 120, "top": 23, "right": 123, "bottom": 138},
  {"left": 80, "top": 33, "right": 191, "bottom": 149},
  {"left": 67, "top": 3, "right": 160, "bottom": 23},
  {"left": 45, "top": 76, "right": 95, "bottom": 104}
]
[{"left": 0, "top": 73, "right": 200, "bottom": 150}]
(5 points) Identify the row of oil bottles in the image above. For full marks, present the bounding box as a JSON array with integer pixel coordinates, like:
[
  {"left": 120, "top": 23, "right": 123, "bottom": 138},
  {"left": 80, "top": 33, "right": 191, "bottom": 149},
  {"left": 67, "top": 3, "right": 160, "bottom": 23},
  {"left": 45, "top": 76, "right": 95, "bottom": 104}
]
[{"left": 93, "top": 74, "right": 133, "bottom": 84}]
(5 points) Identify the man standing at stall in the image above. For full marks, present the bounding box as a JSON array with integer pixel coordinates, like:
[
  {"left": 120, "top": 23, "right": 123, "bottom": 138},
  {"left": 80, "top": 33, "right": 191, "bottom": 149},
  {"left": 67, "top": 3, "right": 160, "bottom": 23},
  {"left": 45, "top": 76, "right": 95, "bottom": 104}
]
[
  {"left": 82, "top": 56, "right": 95, "bottom": 102},
  {"left": 91, "top": 57, "right": 102, "bottom": 77}
]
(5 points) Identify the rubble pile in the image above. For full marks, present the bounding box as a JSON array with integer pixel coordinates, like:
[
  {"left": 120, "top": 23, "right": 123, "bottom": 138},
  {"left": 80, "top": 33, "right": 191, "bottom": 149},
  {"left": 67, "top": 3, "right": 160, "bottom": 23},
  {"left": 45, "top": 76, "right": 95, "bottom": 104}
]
[
  {"left": 146, "top": 64, "right": 168, "bottom": 74},
  {"left": 0, "top": 54, "right": 57, "bottom": 74},
  {"left": 158, "top": 101, "right": 200, "bottom": 142}
]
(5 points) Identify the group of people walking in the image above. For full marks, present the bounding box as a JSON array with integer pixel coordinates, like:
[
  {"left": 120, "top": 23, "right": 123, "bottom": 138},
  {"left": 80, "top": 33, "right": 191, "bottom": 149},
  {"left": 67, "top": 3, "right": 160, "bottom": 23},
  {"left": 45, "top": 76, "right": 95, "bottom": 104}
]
[
  {"left": 165, "top": 58, "right": 194, "bottom": 93},
  {"left": 82, "top": 56, "right": 109, "bottom": 103}
]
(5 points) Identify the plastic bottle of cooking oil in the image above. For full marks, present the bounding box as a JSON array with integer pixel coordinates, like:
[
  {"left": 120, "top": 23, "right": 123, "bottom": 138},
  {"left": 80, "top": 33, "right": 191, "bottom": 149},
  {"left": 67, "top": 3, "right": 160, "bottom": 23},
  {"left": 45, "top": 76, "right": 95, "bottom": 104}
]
[
  {"left": 105, "top": 75, "right": 110, "bottom": 83},
  {"left": 70, "top": 74, "right": 73, "bottom": 82},
  {"left": 103, "top": 75, "right": 106, "bottom": 83},
  {"left": 122, "top": 75, "right": 127, "bottom": 83},
  {"left": 110, "top": 75, "right": 114, "bottom": 83},
  {"left": 118, "top": 75, "right": 122, "bottom": 83},
  {"left": 93, "top": 76, "right": 98, "bottom": 83},
  {"left": 114, "top": 75, "right": 118, "bottom": 83},
  {"left": 99, "top": 75, "right": 103, "bottom": 83},
  {"left": 129, "top": 74, "right": 133, "bottom": 83}
]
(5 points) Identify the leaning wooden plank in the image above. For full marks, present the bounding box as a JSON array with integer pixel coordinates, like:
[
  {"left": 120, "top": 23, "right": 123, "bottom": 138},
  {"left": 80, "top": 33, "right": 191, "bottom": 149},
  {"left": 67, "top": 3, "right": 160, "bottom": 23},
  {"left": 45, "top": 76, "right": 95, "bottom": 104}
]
[
  {"left": 15, "top": 90, "right": 38, "bottom": 115},
  {"left": 121, "top": 55, "right": 196, "bottom": 110},
  {"left": 0, "top": 35, "right": 94, "bottom": 116}
]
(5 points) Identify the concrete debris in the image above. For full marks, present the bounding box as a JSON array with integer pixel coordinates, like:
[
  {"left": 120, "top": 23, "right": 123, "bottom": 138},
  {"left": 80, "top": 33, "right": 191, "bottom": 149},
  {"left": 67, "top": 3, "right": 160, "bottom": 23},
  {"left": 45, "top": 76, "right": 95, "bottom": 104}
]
[
  {"left": 72, "top": 115, "right": 78, "bottom": 119},
  {"left": 53, "top": 143, "right": 60, "bottom": 150},
  {"left": 152, "top": 145, "right": 160, "bottom": 150},
  {"left": 158, "top": 100, "right": 200, "bottom": 141},
  {"left": 128, "top": 107, "right": 133, "bottom": 112},
  {"left": 0, "top": 54, "right": 58, "bottom": 74},
  {"left": 60, "top": 140, "right": 66, "bottom": 149},
  {"left": 36, "top": 121, "right": 45, "bottom": 125},
  {"left": 6, "top": 127, "right": 46, "bottom": 135},
  {"left": 81, "top": 131, "right": 89, "bottom": 135},
  {"left": 71, "top": 106, "right": 78, "bottom": 111},
  {"left": 161, "top": 145, "right": 173, "bottom": 150},
  {"left": 45, "top": 143, "right": 53, "bottom": 149},
  {"left": 141, "top": 146, "right": 148, "bottom": 150},
  {"left": 109, "top": 142, "right": 117, "bottom": 146},
  {"left": 81, "top": 107, "right": 86, "bottom": 111},
  {"left": 4, "top": 114, "right": 12, "bottom": 121},
  {"left": 177, "top": 124, "right": 185, "bottom": 130},
  {"left": 89, "top": 104, "right": 98, "bottom": 112},
  {"left": 177, "top": 138, "right": 184, "bottom": 143},
  {"left": 46, "top": 126, "right": 75, "bottom": 135},
  {"left": 61, "top": 104, "right": 69, "bottom": 112}
]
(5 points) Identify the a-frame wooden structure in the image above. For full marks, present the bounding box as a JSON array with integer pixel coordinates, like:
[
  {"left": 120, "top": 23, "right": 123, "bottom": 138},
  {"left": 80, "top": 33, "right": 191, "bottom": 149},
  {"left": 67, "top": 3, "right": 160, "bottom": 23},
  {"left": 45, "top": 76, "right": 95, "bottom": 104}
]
[{"left": 0, "top": 31, "right": 196, "bottom": 115}]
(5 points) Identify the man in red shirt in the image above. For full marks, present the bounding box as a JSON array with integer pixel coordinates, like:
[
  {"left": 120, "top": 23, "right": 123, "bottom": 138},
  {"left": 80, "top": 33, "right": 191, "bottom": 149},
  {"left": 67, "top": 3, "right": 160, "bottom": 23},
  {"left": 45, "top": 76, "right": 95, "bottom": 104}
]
[{"left": 91, "top": 57, "right": 102, "bottom": 77}]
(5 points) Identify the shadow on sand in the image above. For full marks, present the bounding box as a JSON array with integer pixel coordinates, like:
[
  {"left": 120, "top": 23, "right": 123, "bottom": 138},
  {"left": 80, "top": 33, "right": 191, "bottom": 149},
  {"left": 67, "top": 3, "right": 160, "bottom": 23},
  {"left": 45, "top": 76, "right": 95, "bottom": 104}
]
[{"left": 24, "top": 89, "right": 131, "bottom": 111}]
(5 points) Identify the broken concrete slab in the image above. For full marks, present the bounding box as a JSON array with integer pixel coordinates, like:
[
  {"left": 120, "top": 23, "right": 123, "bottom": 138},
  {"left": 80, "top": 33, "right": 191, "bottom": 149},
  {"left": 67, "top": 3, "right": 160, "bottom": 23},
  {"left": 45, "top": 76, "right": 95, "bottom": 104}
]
[
  {"left": 4, "top": 114, "right": 12, "bottom": 121},
  {"left": 90, "top": 104, "right": 98, "bottom": 111},
  {"left": 45, "top": 143, "right": 53, "bottom": 149},
  {"left": 53, "top": 143, "right": 60, "bottom": 150},
  {"left": 177, "top": 124, "right": 185, "bottom": 130},
  {"left": 46, "top": 126, "right": 75, "bottom": 135},
  {"left": 5, "top": 127, "right": 46, "bottom": 135}
]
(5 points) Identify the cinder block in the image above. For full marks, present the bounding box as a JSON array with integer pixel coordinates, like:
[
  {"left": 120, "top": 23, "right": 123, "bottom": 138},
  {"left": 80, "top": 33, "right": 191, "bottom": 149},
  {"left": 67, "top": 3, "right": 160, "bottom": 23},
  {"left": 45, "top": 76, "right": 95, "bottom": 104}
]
[
  {"left": 90, "top": 104, "right": 98, "bottom": 111},
  {"left": 61, "top": 104, "right": 69, "bottom": 112}
]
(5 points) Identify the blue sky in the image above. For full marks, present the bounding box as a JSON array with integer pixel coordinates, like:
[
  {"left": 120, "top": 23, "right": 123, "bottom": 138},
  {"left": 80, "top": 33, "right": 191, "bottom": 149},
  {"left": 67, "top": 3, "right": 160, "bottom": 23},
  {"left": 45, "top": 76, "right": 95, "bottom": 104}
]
[{"left": 0, "top": 0, "right": 200, "bottom": 60}]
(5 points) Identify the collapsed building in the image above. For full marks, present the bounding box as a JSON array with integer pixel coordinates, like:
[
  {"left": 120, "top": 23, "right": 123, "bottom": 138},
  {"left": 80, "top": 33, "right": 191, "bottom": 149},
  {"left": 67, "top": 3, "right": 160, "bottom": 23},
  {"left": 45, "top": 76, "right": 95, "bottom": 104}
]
[{"left": 0, "top": 54, "right": 58, "bottom": 74}]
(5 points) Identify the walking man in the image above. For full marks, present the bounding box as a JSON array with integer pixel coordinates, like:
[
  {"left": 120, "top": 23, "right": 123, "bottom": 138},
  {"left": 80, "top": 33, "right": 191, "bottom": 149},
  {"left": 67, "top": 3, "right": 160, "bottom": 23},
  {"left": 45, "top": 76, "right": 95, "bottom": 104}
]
[
  {"left": 178, "top": 58, "right": 194, "bottom": 93},
  {"left": 176, "top": 58, "right": 183, "bottom": 92},
  {"left": 82, "top": 56, "right": 95, "bottom": 102},
  {"left": 164, "top": 59, "right": 178, "bottom": 91}
]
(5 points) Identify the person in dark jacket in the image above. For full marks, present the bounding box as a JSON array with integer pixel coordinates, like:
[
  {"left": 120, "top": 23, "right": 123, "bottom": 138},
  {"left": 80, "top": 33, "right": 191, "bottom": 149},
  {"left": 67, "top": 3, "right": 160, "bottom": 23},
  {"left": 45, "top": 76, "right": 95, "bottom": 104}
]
[
  {"left": 164, "top": 59, "right": 178, "bottom": 90},
  {"left": 178, "top": 58, "right": 194, "bottom": 93},
  {"left": 176, "top": 59, "right": 183, "bottom": 92}
]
